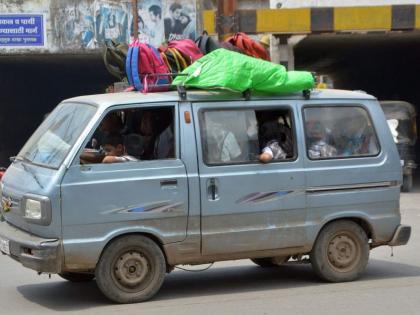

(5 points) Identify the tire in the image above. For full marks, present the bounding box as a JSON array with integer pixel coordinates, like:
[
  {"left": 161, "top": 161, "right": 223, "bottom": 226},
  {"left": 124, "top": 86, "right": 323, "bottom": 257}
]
[
  {"left": 95, "top": 235, "right": 166, "bottom": 304},
  {"left": 402, "top": 174, "right": 413, "bottom": 192},
  {"left": 251, "top": 256, "right": 290, "bottom": 267},
  {"left": 58, "top": 272, "right": 95, "bottom": 282},
  {"left": 310, "top": 220, "right": 369, "bottom": 282}
]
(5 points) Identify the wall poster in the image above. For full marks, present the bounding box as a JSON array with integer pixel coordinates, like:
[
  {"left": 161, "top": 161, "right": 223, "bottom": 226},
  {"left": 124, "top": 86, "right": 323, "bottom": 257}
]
[
  {"left": 133, "top": 0, "right": 164, "bottom": 47},
  {"left": 94, "top": 0, "right": 130, "bottom": 44},
  {"left": 52, "top": 2, "right": 95, "bottom": 49},
  {"left": 163, "top": 0, "right": 196, "bottom": 42}
]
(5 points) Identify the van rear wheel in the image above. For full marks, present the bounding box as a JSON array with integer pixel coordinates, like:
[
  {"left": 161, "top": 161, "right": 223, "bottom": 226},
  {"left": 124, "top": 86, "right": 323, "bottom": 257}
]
[
  {"left": 310, "top": 220, "right": 369, "bottom": 282},
  {"left": 95, "top": 235, "right": 166, "bottom": 303}
]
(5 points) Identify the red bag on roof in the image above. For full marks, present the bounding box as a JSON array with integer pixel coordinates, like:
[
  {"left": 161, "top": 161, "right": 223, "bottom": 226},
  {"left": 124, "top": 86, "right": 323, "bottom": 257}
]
[
  {"left": 225, "top": 32, "right": 270, "bottom": 61},
  {"left": 167, "top": 39, "right": 203, "bottom": 64}
]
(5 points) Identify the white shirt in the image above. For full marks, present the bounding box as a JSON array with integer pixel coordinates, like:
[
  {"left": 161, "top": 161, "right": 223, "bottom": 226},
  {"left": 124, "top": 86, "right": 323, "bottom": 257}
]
[{"left": 114, "top": 155, "right": 138, "bottom": 162}]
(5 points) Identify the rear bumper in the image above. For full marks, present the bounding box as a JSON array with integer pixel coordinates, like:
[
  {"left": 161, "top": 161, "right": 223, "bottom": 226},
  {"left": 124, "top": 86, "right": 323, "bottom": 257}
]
[
  {"left": 388, "top": 225, "right": 411, "bottom": 246},
  {"left": 0, "top": 221, "right": 61, "bottom": 273}
]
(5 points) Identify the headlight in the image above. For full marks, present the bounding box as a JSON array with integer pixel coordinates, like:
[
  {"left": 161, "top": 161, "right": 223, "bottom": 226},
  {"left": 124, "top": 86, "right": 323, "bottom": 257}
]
[
  {"left": 25, "top": 199, "right": 42, "bottom": 220},
  {"left": 21, "top": 195, "right": 51, "bottom": 225}
]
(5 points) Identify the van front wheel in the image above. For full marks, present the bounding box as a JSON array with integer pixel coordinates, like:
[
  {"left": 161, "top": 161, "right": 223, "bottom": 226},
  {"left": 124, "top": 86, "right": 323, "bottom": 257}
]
[
  {"left": 95, "top": 235, "right": 166, "bottom": 303},
  {"left": 310, "top": 220, "right": 369, "bottom": 282}
]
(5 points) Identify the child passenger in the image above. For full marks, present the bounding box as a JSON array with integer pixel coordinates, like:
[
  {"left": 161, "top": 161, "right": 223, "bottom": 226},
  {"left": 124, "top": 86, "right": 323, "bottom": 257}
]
[
  {"left": 306, "top": 121, "right": 337, "bottom": 159},
  {"left": 258, "top": 121, "right": 288, "bottom": 163},
  {"left": 102, "top": 133, "right": 138, "bottom": 163}
]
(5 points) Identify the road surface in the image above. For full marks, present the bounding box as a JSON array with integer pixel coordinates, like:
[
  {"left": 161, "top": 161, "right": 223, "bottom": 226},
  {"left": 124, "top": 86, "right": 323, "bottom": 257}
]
[{"left": 0, "top": 188, "right": 419, "bottom": 314}]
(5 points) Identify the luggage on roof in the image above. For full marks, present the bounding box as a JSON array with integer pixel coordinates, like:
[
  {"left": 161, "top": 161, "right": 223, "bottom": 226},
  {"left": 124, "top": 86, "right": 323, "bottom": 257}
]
[
  {"left": 125, "top": 40, "right": 170, "bottom": 92},
  {"left": 172, "top": 48, "right": 315, "bottom": 94},
  {"left": 225, "top": 32, "right": 270, "bottom": 61}
]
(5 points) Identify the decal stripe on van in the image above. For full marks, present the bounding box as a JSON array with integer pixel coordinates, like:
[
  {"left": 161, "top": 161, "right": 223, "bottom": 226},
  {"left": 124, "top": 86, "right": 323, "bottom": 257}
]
[{"left": 306, "top": 181, "right": 398, "bottom": 193}]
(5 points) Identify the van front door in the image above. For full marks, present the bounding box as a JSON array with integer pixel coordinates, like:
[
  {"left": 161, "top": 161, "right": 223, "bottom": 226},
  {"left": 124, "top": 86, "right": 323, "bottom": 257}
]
[
  {"left": 60, "top": 104, "right": 189, "bottom": 269},
  {"left": 193, "top": 101, "right": 307, "bottom": 256}
]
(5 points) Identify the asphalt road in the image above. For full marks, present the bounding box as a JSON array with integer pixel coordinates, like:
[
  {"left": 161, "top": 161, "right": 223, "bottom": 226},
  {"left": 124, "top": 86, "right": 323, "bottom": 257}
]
[{"left": 1, "top": 188, "right": 419, "bottom": 315}]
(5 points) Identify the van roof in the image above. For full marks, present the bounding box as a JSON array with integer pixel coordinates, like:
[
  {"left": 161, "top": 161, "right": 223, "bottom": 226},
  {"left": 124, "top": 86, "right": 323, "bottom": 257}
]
[{"left": 64, "top": 88, "right": 376, "bottom": 109}]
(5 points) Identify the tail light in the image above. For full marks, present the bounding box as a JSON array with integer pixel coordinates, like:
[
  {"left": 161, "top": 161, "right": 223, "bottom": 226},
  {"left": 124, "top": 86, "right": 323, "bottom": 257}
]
[{"left": 0, "top": 168, "right": 5, "bottom": 180}]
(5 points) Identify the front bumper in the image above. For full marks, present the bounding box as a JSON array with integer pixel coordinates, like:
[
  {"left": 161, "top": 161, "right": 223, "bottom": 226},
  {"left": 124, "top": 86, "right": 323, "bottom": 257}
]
[
  {"left": 388, "top": 225, "right": 411, "bottom": 246},
  {"left": 0, "top": 221, "right": 61, "bottom": 273}
]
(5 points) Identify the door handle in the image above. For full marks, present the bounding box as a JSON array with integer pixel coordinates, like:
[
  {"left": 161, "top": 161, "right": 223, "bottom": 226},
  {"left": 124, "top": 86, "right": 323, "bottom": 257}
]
[
  {"left": 160, "top": 179, "right": 178, "bottom": 188},
  {"left": 207, "top": 178, "right": 219, "bottom": 201}
]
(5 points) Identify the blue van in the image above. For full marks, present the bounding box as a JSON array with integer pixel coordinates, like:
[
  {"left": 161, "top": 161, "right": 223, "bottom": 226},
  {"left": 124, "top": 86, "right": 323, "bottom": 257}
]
[{"left": 0, "top": 89, "right": 411, "bottom": 303}]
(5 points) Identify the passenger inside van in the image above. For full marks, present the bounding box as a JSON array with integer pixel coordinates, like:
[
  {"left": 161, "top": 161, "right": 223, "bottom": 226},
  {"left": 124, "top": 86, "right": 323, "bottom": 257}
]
[
  {"left": 258, "top": 121, "right": 287, "bottom": 163},
  {"left": 133, "top": 109, "right": 175, "bottom": 160},
  {"left": 90, "top": 112, "right": 123, "bottom": 149},
  {"left": 256, "top": 110, "right": 294, "bottom": 162},
  {"left": 102, "top": 133, "right": 138, "bottom": 163},
  {"left": 336, "top": 119, "right": 376, "bottom": 156},
  {"left": 207, "top": 121, "right": 242, "bottom": 163},
  {"left": 153, "top": 110, "right": 174, "bottom": 159},
  {"left": 201, "top": 109, "right": 295, "bottom": 165},
  {"left": 81, "top": 107, "right": 176, "bottom": 164},
  {"left": 81, "top": 112, "right": 124, "bottom": 164},
  {"left": 306, "top": 120, "right": 337, "bottom": 159}
]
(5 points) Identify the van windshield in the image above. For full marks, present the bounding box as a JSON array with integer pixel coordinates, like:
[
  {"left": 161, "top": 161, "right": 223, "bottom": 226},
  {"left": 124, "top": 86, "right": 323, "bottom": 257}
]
[{"left": 17, "top": 102, "right": 96, "bottom": 169}]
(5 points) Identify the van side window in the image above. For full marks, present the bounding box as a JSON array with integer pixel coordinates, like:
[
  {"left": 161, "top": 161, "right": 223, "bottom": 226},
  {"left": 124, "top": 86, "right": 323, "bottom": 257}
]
[
  {"left": 303, "top": 106, "right": 380, "bottom": 160},
  {"left": 80, "top": 107, "right": 175, "bottom": 164},
  {"left": 200, "top": 108, "right": 295, "bottom": 165}
]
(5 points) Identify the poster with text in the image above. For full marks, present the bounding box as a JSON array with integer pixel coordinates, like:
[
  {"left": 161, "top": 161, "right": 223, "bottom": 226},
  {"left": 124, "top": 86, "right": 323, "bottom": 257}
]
[{"left": 163, "top": 0, "right": 196, "bottom": 42}]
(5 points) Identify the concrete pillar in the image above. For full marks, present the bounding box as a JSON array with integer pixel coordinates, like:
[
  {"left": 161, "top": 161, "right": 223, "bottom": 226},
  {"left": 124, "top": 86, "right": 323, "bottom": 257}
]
[
  {"left": 279, "top": 35, "right": 293, "bottom": 69},
  {"left": 216, "top": 0, "right": 238, "bottom": 41},
  {"left": 271, "top": 34, "right": 306, "bottom": 70}
]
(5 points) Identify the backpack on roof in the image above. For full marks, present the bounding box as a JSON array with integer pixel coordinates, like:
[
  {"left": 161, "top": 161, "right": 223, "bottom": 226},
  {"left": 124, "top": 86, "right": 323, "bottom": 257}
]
[
  {"left": 103, "top": 40, "right": 128, "bottom": 80},
  {"left": 125, "top": 40, "right": 170, "bottom": 92},
  {"left": 168, "top": 39, "right": 203, "bottom": 63},
  {"left": 220, "top": 41, "right": 245, "bottom": 54},
  {"left": 225, "top": 32, "right": 270, "bottom": 61},
  {"left": 160, "top": 47, "right": 188, "bottom": 73},
  {"left": 159, "top": 39, "right": 202, "bottom": 74},
  {"left": 195, "top": 31, "right": 221, "bottom": 55}
]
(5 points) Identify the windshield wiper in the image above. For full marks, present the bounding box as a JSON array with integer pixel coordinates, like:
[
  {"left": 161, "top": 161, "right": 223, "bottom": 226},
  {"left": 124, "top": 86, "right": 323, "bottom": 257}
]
[{"left": 18, "top": 157, "right": 44, "bottom": 189}]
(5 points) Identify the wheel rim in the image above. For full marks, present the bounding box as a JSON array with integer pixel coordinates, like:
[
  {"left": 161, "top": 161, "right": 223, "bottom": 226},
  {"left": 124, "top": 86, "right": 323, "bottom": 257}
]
[
  {"left": 327, "top": 233, "right": 361, "bottom": 273},
  {"left": 112, "top": 250, "right": 153, "bottom": 292}
]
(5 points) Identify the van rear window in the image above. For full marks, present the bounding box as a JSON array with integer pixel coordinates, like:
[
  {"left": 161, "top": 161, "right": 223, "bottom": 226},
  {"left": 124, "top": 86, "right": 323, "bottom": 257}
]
[{"left": 303, "top": 106, "right": 380, "bottom": 160}]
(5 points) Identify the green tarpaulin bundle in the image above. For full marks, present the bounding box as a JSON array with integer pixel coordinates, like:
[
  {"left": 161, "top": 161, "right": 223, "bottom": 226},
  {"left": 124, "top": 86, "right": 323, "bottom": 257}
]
[{"left": 172, "top": 48, "right": 315, "bottom": 94}]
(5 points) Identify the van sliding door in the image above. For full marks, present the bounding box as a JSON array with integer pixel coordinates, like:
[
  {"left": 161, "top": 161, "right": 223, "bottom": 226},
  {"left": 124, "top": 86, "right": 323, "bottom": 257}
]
[{"left": 193, "top": 100, "right": 307, "bottom": 256}]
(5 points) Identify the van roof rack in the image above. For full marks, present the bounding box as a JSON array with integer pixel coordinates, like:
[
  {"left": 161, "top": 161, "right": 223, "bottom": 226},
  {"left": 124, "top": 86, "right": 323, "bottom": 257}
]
[{"left": 130, "top": 73, "right": 313, "bottom": 101}]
